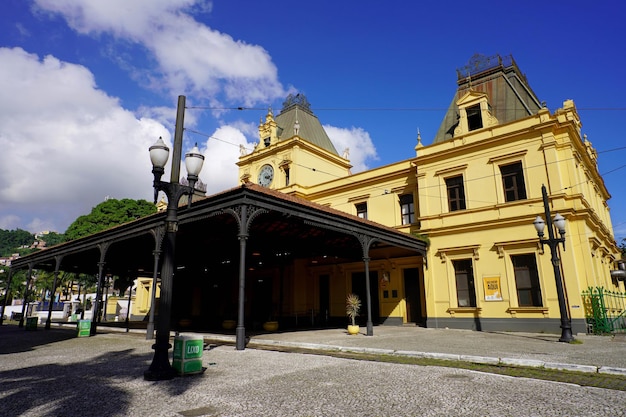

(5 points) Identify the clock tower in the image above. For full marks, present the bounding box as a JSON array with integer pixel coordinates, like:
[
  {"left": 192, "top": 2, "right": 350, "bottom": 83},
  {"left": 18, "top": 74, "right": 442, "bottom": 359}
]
[{"left": 237, "top": 94, "right": 352, "bottom": 197}]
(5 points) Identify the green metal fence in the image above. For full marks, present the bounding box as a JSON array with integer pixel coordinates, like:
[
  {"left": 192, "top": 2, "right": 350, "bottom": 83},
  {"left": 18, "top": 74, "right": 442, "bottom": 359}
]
[{"left": 581, "top": 287, "right": 626, "bottom": 334}]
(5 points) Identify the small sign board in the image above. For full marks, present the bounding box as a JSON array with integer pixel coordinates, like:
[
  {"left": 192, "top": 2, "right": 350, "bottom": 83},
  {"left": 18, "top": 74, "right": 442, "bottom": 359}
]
[{"left": 483, "top": 276, "right": 503, "bottom": 301}]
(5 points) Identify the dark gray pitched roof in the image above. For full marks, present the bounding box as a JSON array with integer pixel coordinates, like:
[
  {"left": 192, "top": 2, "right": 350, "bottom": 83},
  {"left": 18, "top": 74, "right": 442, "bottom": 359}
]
[
  {"left": 433, "top": 54, "right": 543, "bottom": 143},
  {"left": 275, "top": 94, "right": 339, "bottom": 155}
]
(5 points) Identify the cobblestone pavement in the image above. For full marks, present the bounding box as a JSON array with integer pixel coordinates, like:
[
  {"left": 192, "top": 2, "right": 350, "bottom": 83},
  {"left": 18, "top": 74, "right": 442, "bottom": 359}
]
[{"left": 0, "top": 325, "right": 625, "bottom": 417}]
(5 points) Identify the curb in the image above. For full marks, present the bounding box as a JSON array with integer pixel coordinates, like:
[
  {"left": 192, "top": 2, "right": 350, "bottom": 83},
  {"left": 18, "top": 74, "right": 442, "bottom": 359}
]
[
  {"left": 81, "top": 326, "right": 626, "bottom": 377},
  {"left": 210, "top": 336, "right": 626, "bottom": 377}
]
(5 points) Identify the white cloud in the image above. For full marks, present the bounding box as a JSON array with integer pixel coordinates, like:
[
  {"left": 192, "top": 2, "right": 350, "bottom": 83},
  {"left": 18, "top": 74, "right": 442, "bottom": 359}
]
[
  {"left": 34, "top": 0, "right": 285, "bottom": 106},
  {"left": 196, "top": 125, "right": 257, "bottom": 194},
  {"left": 323, "top": 125, "right": 379, "bottom": 173},
  {"left": 0, "top": 47, "right": 168, "bottom": 233},
  {"left": 0, "top": 214, "right": 21, "bottom": 230}
]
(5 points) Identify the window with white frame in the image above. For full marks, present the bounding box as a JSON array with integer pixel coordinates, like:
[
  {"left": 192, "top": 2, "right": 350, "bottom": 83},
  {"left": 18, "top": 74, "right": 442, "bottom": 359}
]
[
  {"left": 445, "top": 175, "right": 466, "bottom": 211},
  {"left": 500, "top": 162, "right": 527, "bottom": 202},
  {"left": 399, "top": 194, "right": 414, "bottom": 225}
]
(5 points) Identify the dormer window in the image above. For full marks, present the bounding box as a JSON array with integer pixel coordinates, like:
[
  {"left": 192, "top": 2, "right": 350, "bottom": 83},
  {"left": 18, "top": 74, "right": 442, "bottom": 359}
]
[
  {"left": 451, "top": 92, "right": 498, "bottom": 137},
  {"left": 466, "top": 104, "right": 483, "bottom": 131}
]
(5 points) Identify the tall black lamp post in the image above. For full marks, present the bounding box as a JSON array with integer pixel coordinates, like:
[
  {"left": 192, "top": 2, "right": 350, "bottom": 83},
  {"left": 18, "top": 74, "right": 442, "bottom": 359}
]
[
  {"left": 533, "top": 184, "right": 574, "bottom": 342},
  {"left": 144, "top": 95, "right": 205, "bottom": 381}
]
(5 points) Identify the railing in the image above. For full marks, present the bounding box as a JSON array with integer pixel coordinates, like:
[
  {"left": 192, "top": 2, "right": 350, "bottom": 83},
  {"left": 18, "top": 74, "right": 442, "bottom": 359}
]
[{"left": 581, "top": 287, "right": 626, "bottom": 334}]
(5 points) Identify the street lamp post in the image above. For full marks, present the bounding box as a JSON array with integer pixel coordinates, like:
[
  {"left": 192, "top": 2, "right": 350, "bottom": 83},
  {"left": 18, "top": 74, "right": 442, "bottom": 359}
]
[
  {"left": 144, "top": 95, "right": 205, "bottom": 381},
  {"left": 533, "top": 184, "right": 574, "bottom": 342}
]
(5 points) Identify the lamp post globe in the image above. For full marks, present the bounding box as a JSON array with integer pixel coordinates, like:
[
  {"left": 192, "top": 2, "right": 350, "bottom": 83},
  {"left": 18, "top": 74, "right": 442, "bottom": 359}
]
[
  {"left": 553, "top": 213, "right": 566, "bottom": 236},
  {"left": 185, "top": 143, "right": 204, "bottom": 178},
  {"left": 149, "top": 137, "right": 170, "bottom": 169},
  {"left": 533, "top": 216, "right": 546, "bottom": 237}
]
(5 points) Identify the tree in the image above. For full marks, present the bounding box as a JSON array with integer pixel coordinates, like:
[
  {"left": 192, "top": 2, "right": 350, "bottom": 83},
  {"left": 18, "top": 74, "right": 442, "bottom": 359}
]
[
  {"left": 0, "top": 229, "right": 34, "bottom": 257},
  {"left": 64, "top": 198, "right": 157, "bottom": 240},
  {"left": 620, "top": 238, "right": 626, "bottom": 259},
  {"left": 40, "top": 232, "right": 66, "bottom": 247}
]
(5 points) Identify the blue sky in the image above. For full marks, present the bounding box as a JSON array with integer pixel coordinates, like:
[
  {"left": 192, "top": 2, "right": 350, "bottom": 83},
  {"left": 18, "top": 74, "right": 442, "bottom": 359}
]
[{"left": 1, "top": 0, "right": 625, "bottom": 244}]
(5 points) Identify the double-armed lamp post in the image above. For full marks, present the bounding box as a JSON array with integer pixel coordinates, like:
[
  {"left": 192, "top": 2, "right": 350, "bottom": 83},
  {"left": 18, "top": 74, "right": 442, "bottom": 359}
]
[
  {"left": 144, "top": 95, "right": 205, "bottom": 381},
  {"left": 533, "top": 184, "right": 573, "bottom": 343}
]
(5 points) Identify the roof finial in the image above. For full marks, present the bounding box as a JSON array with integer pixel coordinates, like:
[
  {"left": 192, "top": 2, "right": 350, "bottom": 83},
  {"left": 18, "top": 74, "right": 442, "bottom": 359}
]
[{"left": 415, "top": 128, "right": 424, "bottom": 155}]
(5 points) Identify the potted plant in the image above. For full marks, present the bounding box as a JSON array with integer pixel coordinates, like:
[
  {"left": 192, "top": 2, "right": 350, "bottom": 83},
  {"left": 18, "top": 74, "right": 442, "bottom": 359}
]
[
  {"left": 346, "top": 293, "right": 361, "bottom": 335},
  {"left": 263, "top": 305, "right": 279, "bottom": 332},
  {"left": 262, "top": 319, "right": 279, "bottom": 332},
  {"left": 222, "top": 319, "right": 236, "bottom": 330}
]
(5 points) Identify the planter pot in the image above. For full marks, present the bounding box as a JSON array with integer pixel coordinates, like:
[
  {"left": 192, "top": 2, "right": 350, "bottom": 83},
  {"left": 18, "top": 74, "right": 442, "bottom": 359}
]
[
  {"left": 347, "top": 324, "right": 360, "bottom": 335},
  {"left": 263, "top": 321, "right": 279, "bottom": 332},
  {"left": 222, "top": 319, "right": 236, "bottom": 330}
]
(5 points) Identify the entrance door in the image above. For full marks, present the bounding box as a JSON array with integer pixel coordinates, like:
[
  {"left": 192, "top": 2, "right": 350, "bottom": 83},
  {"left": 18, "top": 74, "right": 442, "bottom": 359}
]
[
  {"left": 351, "top": 271, "right": 380, "bottom": 325},
  {"left": 403, "top": 268, "right": 425, "bottom": 326}
]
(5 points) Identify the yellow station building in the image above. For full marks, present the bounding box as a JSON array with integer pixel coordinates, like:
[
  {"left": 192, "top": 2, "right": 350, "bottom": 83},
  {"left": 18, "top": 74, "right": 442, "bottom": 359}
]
[
  {"left": 24, "top": 53, "right": 620, "bottom": 336},
  {"left": 232, "top": 54, "right": 621, "bottom": 333}
]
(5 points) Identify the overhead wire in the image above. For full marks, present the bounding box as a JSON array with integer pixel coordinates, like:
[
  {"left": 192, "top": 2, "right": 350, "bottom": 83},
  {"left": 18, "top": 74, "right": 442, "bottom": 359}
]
[{"left": 182, "top": 121, "right": 626, "bottom": 237}]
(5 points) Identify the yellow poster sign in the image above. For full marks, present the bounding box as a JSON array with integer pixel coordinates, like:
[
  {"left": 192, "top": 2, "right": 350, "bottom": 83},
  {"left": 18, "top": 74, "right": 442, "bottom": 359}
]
[{"left": 483, "top": 276, "right": 502, "bottom": 301}]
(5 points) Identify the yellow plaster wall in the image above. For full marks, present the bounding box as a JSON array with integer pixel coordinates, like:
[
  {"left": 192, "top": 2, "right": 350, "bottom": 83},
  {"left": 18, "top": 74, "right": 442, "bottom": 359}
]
[
  {"left": 415, "top": 101, "right": 620, "bottom": 323},
  {"left": 234, "top": 97, "right": 620, "bottom": 329}
]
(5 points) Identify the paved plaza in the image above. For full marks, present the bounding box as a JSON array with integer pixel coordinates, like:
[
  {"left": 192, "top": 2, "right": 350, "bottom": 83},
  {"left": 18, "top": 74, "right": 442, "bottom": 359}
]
[{"left": 0, "top": 324, "right": 625, "bottom": 416}]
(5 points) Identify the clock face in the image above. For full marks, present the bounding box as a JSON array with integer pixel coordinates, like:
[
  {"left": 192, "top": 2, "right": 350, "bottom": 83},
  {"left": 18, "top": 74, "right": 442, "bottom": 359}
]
[{"left": 258, "top": 164, "right": 274, "bottom": 187}]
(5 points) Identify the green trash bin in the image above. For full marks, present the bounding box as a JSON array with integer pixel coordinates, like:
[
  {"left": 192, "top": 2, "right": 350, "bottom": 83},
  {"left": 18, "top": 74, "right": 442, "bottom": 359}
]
[
  {"left": 25, "top": 316, "right": 38, "bottom": 331},
  {"left": 77, "top": 320, "right": 91, "bottom": 337},
  {"left": 172, "top": 334, "right": 204, "bottom": 375}
]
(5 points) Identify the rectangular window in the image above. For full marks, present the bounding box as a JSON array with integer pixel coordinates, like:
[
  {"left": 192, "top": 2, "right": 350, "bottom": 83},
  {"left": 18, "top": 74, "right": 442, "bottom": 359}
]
[
  {"left": 399, "top": 194, "right": 415, "bottom": 225},
  {"left": 467, "top": 104, "right": 483, "bottom": 131},
  {"left": 445, "top": 176, "right": 466, "bottom": 211},
  {"left": 512, "top": 254, "right": 542, "bottom": 307},
  {"left": 355, "top": 202, "right": 367, "bottom": 219},
  {"left": 453, "top": 259, "right": 476, "bottom": 307},
  {"left": 500, "top": 162, "right": 527, "bottom": 202}
]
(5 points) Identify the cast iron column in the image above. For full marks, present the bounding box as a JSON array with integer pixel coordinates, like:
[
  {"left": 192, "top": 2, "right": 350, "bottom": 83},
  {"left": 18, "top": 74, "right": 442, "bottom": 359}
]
[
  {"left": 0, "top": 269, "right": 13, "bottom": 325},
  {"left": 356, "top": 233, "right": 377, "bottom": 336},
  {"left": 45, "top": 256, "right": 62, "bottom": 330},
  {"left": 146, "top": 248, "right": 162, "bottom": 339},
  {"left": 147, "top": 226, "right": 164, "bottom": 340},
  {"left": 363, "top": 255, "right": 374, "bottom": 336},
  {"left": 18, "top": 263, "right": 34, "bottom": 328},
  {"left": 236, "top": 229, "right": 248, "bottom": 350}
]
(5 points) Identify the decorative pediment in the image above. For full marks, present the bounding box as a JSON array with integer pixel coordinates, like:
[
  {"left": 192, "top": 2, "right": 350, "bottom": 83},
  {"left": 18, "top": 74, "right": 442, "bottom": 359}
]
[
  {"left": 436, "top": 244, "right": 480, "bottom": 263},
  {"left": 456, "top": 90, "right": 488, "bottom": 107}
]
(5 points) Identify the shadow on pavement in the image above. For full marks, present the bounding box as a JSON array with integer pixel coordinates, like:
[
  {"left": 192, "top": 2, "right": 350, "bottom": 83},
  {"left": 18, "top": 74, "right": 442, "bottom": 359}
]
[
  {"left": 0, "top": 325, "right": 77, "bottom": 354},
  {"left": 486, "top": 330, "right": 562, "bottom": 343},
  {"left": 0, "top": 324, "right": 205, "bottom": 416}
]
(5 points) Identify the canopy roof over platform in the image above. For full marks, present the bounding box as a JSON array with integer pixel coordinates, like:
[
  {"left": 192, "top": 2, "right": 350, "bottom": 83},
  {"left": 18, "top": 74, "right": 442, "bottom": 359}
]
[{"left": 11, "top": 183, "right": 427, "bottom": 276}]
